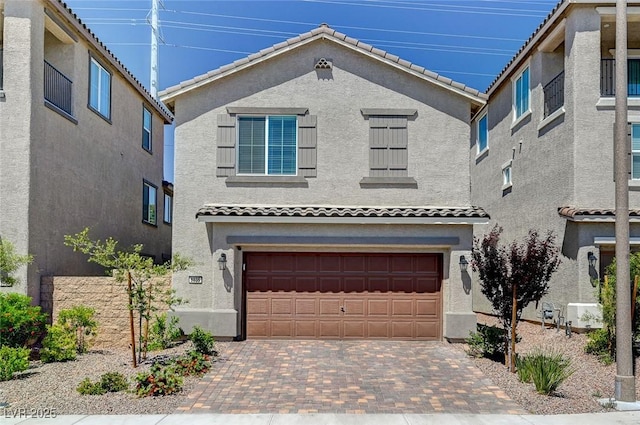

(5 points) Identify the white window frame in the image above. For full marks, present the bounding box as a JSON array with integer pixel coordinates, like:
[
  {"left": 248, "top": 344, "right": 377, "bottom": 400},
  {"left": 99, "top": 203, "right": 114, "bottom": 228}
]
[
  {"left": 512, "top": 65, "right": 531, "bottom": 125},
  {"left": 142, "top": 181, "right": 157, "bottom": 226},
  {"left": 88, "top": 56, "right": 111, "bottom": 120},
  {"left": 142, "top": 106, "right": 152, "bottom": 152},
  {"left": 502, "top": 160, "right": 513, "bottom": 189},
  {"left": 236, "top": 115, "right": 298, "bottom": 176},
  {"left": 632, "top": 123, "right": 640, "bottom": 180},
  {"left": 477, "top": 112, "right": 489, "bottom": 155}
]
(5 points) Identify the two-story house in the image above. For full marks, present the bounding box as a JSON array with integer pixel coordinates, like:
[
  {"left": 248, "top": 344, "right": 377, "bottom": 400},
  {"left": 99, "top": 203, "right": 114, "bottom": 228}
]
[
  {"left": 0, "top": 0, "right": 173, "bottom": 304},
  {"left": 160, "top": 24, "right": 488, "bottom": 341},
  {"left": 470, "top": 0, "right": 640, "bottom": 326}
]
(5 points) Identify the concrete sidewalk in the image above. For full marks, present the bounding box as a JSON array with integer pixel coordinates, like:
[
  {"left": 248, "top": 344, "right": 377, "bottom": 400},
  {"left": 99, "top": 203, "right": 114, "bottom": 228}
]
[{"left": 4, "top": 412, "right": 640, "bottom": 425}]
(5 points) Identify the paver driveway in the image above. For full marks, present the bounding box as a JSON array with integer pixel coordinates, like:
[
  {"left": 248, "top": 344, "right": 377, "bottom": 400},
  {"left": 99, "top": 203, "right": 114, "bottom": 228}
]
[{"left": 176, "top": 340, "right": 525, "bottom": 414}]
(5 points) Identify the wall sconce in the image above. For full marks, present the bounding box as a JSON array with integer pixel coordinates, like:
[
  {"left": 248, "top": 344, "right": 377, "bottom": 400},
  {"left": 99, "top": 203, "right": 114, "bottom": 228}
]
[
  {"left": 217, "top": 253, "right": 227, "bottom": 271},
  {"left": 459, "top": 255, "right": 469, "bottom": 272},
  {"left": 588, "top": 251, "right": 597, "bottom": 269}
]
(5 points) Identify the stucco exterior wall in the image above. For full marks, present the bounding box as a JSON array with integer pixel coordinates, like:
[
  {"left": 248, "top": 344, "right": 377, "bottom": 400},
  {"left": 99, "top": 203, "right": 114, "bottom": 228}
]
[{"left": 0, "top": 0, "right": 171, "bottom": 302}]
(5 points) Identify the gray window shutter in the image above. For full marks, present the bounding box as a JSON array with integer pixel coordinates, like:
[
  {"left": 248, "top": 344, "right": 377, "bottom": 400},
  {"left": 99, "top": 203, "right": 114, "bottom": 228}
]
[
  {"left": 217, "top": 114, "right": 236, "bottom": 177},
  {"left": 298, "top": 115, "right": 317, "bottom": 177},
  {"left": 369, "top": 116, "right": 408, "bottom": 177}
]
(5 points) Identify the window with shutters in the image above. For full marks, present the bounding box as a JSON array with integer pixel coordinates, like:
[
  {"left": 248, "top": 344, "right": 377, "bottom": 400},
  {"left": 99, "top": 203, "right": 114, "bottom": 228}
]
[
  {"left": 216, "top": 107, "right": 317, "bottom": 185},
  {"left": 359, "top": 109, "right": 417, "bottom": 188}
]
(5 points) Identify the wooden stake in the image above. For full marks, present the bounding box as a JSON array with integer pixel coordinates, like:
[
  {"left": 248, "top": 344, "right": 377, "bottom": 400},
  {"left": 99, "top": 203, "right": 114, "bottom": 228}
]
[
  {"left": 632, "top": 275, "right": 638, "bottom": 322},
  {"left": 128, "top": 271, "right": 137, "bottom": 368},
  {"left": 511, "top": 282, "right": 518, "bottom": 373}
]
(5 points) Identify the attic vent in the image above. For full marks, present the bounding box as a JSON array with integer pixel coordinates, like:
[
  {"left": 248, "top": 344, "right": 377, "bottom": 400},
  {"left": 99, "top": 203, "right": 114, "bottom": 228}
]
[{"left": 314, "top": 58, "right": 332, "bottom": 70}]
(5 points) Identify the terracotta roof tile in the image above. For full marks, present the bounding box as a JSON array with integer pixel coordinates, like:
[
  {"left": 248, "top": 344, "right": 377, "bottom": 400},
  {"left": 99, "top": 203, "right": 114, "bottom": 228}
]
[
  {"left": 196, "top": 205, "right": 489, "bottom": 219},
  {"left": 558, "top": 206, "right": 640, "bottom": 219}
]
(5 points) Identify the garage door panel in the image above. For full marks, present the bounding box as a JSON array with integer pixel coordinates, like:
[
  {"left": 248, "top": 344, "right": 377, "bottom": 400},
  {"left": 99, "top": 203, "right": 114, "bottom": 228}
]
[
  {"left": 368, "top": 321, "right": 390, "bottom": 338},
  {"left": 295, "top": 321, "right": 317, "bottom": 337},
  {"left": 344, "top": 299, "right": 365, "bottom": 315},
  {"left": 319, "top": 298, "right": 340, "bottom": 315},
  {"left": 295, "top": 299, "right": 317, "bottom": 315},
  {"left": 391, "top": 322, "right": 413, "bottom": 338},
  {"left": 343, "top": 321, "right": 365, "bottom": 338},
  {"left": 391, "top": 299, "right": 413, "bottom": 316},
  {"left": 271, "top": 321, "right": 293, "bottom": 337},
  {"left": 319, "top": 277, "right": 341, "bottom": 293},
  {"left": 246, "top": 252, "right": 442, "bottom": 340},
  {"left": 368, "top": 299, "right": 389, "bottom": 316},
  {"left": 271, "top": 299, "right": 293, "bottom": 315}
]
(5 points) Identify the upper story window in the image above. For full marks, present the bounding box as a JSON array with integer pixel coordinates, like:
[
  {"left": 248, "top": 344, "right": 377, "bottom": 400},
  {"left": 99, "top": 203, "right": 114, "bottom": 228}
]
[
  {"left": 632, "top": 124, "right": 640, "bottom": 180},
  {"left": 142, "top": 180, "right": 157, "bottom": 226},
  {"left": 477, "top": 113, "right": 488, "bottom": 154},
  {"left": 502, "top": 161, "right": 513, "bottom": 188},
  {"left": 237, "top": 115, "right": 297, "bottom": 175},
  {"left": 163, "top": 192, "right": 172, "bottom": 224},
  {"left": 513, "top": 66, "right": 530, "bottom": 120},
  {"left": 89, "top": 56, "right": 111, "bottom": 120},
  {"left": 143, "top": 106, "right": 152, "bottom": 152}
]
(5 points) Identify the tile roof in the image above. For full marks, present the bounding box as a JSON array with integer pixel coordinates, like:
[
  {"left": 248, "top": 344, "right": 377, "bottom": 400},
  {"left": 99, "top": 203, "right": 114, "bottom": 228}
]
[
  {"left": 558, "top": 206, "right": 640, "bottom": 220},
  {"left": 196, "top": 204, "right": 489, "bottom": 219},
  {"left": 159, "top": 24, "right": 486, "bottom": 106},
  {"left": 49, "top": 0, "right": 172, "bottom": 122}
]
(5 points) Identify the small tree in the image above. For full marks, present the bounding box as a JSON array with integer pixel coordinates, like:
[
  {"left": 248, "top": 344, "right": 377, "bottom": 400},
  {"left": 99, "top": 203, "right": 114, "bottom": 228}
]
[
  {"left": 64, "top": 228, "right": 191, "bottom": 367},
  {"left": 0, "top": 239, "right": 33, "bottom": 287},
  {"left": 58, "top": 306, "right": 98, "bottom": 354},
  {"left": 472, "top": 225, "right": 561, "bottom": 371}
]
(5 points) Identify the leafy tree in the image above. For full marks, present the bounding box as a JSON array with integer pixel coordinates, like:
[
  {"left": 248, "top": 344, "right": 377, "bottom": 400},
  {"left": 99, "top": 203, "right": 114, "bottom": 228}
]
[
  {"left": 58, "top": 306, "right": 98, "bottom": 354},
  {"left": 0, "top": 239, "right": 33, "bottom": 287},
  {"left": 472, "top": 225, "right": 561, "bottom": 371},
  {"left": 64, "top": 228, "right": 191, "bottom": 367}
]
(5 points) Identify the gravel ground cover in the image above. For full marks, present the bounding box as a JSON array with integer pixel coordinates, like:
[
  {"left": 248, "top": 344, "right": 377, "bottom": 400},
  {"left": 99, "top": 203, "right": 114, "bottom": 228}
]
[
  {"left": 0, "top": 341, "right": 230, "bottom": 415},
  {"left": 1, "top": 318, "right": 639, "bottom": 415}
]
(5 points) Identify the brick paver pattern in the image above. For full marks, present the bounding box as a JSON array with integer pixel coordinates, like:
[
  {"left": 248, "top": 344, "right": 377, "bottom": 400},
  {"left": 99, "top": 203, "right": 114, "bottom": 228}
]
[{"left": 176, "top": 340, "right": 526, "bottom": 414}]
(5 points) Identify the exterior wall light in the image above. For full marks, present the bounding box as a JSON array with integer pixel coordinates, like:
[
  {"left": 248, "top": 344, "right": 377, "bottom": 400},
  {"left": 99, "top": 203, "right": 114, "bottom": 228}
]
[
  {"left": 218, "top": 253, "right": 227, "bottom": 270},
  {"left": 459, "top": 255, "right": 469, "bottom": 272},
  {"left": 588, "top": 251, "right": 597, "bottom": 269}
]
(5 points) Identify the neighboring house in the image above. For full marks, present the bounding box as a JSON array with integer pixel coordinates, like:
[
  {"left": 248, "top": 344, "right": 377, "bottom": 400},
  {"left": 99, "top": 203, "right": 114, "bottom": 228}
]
[
  {"left": 0, "top": 0, "right": 173, "bottom": 304},
  {"left": 469, "top": 0, "right": 640, "bottom": 326},
  {"left": 160, "top": 24, "right": 488, "bottom": 341}
]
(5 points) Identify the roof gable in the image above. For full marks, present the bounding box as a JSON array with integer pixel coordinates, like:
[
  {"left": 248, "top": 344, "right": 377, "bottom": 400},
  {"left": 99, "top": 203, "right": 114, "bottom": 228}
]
[{"left": 159, "top": 24, "right": 486, "bottom": 108}]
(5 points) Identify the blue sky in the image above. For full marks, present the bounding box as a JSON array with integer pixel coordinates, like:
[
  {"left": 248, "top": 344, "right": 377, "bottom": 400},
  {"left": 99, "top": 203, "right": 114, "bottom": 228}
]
[{"left": 64, "top": 0, "right": 561, "bottom": 181}]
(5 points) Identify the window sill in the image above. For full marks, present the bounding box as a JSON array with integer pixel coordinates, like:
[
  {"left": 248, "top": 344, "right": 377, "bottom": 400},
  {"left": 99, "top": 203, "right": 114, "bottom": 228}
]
[
  {"left": 87, "top": 104, "right": 112, "bottom": 124},
  {"left": 0, "top": 91, "right": 5, "bottom": 100},
  {"left": 45, "top": 100, "right": 78, "bottom": 124},
  {"left": 510, "top": 109, "right": 531, "bottom": 131},
  {"left": 359, "top": 177, "right": 418, "bottom": 189},
  {"left": 225, "top": 175, "right": 309, "bottom": 188},
  {"left": 142, "top": 220, "right": 158, "bottom": 228},
  {"left": 596, "top": 97, "right": 640, "bottom": 110},
  {"left": 475, "top": 148, "right": 489, "bottom": 163},
  {"left": 537, "top": 106, "right": 565, "bottom": 131},
  {"left": 629, "top": 180, "right": 640, "bottom": 191}
]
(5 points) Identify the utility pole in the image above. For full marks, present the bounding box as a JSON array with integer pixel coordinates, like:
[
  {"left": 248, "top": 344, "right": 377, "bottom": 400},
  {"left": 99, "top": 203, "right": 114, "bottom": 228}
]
[
  {"left": 150, "top": 0, "right": 159, "bottom": 98},
  {"left": 614, "top": 0, "right": 636, "bottom": 403}
]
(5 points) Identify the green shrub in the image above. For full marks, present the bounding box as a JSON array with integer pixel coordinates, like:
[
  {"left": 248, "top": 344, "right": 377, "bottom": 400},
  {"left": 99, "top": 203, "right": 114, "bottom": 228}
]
[
  {"left": 174, "top": 350, "right": 210, "bottom": 377},
  {"left": 189, "top": 326, "right": 216, "bottom": 356},
  {"left": 76, "top": 372, "right": 129, "bottom": 395},
  {"left": 0, "top": 293, "right": 46, "bottom": 348},
  {"left": 466, "top": 324, "right": 511, "bottom": 360},
  {"left": 40, "top": 324, "right": 76, "bottom": 363},
  {"left": 516, "top": 348, "right": 574, "bottom": 395},
  {"left": 135, "top": 363, "right": 183, "bottom": 397},
  {"left": 584, "top": 328, "right": 615, "bottom": 365},
  {"left": 148, "top": 313, "right": 182, "bottom": 351},
  {"left": 77, "top": 378, "right": 106, "bottom": 395},
  {"left": 0, "top": 346, "right": 30, "bottom": 381},
  {"left": 58, "top": 305, "right": 98, "bottom": 354}
]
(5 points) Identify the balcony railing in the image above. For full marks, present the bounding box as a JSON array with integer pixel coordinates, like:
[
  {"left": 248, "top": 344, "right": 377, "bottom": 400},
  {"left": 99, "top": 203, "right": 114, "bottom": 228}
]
[
  {"left": 44, "top": 60, "right": 72, "bottom": 115},
  {"left": 543, "top": 71, "right": 564, "bottom": 118},
  {"left": 601, "top": 58, "right": 640, "bottom": 97}
]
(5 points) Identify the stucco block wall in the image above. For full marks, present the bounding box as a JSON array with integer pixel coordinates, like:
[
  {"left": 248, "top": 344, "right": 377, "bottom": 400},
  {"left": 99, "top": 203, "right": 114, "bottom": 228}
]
[{"left": 41, "top": 275, "right": 171, "bottom": 349}]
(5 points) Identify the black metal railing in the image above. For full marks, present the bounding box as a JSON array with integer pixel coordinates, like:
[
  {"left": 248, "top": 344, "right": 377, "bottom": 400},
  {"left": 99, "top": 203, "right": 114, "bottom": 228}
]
[
  {"left": 601, "top": 58, "right": 640, "bottom": 97},
  {"left": 44, "top": 60, "right": 72, "bottom": 115},
  {"left": 543, "top": 71, "right": 564, "bottom": 118}
]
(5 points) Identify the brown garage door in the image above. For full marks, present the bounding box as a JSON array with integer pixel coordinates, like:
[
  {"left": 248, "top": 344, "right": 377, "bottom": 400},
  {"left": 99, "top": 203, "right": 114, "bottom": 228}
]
[{"left": 244, "top": 252, "right": 442, "bottom": 340}]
